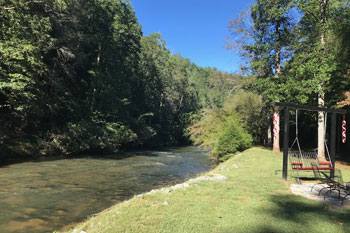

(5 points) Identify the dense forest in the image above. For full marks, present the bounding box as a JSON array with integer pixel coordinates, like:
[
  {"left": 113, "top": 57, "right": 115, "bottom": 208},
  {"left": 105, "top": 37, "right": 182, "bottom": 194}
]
[
  {"left": 1, "top": 0, "right": 350, "bottom": 162},
  {"left": 0, "top": 0, "right": 244, "bottom": 160}
]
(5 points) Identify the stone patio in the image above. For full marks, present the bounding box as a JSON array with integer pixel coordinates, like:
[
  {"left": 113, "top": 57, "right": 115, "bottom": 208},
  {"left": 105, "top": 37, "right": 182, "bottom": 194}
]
[{"left": 290, "top": 182, "right": 350, "bottom": 208}]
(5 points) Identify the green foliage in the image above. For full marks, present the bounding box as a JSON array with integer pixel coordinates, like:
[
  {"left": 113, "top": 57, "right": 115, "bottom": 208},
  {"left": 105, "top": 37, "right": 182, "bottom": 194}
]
[
  {"left": 192, "top": 68, "right": 251, "bottom": 109},
  {"left": 137, "top": 33, "right": 201, "bottom": 146},
  {"left": 213, "top": 115, "right": 252, "bottom": 160},
  {"left": 189, "top": 92, "right": 261, "bottom": 160},
  {"left": 0, "top": 0, "right": 53, "bottom": 133},
  {"left": 1, "top": 0, "right": 245, "bottom": 157},
  {"left": 223, "top": 92, "right": 265, "bottom": 142},
  {"left": 11, "top": 0, "right": 350, "bottom": 158},
  {"left": 282, "top": 0, "right": 350, "bottom": 107},
  {"left": 249, "top": 0, "right": 296, "bottom": 102},
  {"left": 226, "top": 0, "right": 350, "bottom": 152},
  {"left": 189, "top": 108, "right": 226, "bottom": 150},
  {"left": 228, "top": 0, "right": 350, "bottom": 108},
  {"left": 41, "top": 118, "right": 136, "bottom": 156}
]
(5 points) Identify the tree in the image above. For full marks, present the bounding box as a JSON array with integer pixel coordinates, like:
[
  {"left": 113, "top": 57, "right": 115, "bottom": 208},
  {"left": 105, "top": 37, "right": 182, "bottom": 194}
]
[
  {"left": 0, "top": 0, "right": 53, "bottom": 139},
  {"left": 138, "top": 33, "right": 204, "bottom": 146},
  {"left": 289, "top": 0, "right": 349, "bottom": 160},
  {"left": 228, "top": 0, "right": 295, "bottom": 152}
]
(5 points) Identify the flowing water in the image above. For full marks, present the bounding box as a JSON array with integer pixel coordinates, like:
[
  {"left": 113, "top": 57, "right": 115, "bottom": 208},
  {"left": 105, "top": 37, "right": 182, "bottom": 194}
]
[{"left": 0, "top": 146, "right": 214, "bottom": 233}]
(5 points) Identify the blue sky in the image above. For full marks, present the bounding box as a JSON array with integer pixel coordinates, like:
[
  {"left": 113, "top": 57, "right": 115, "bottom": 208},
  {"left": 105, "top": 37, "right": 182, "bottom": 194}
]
[{"left": 129, "top": 0, "right": 255, "bottom": 73}]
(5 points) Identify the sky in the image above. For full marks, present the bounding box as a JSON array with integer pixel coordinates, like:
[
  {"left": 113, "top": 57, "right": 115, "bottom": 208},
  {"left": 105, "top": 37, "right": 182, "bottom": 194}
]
[{"left": 129, "top": 0, "right": 255, "bottom": 73}]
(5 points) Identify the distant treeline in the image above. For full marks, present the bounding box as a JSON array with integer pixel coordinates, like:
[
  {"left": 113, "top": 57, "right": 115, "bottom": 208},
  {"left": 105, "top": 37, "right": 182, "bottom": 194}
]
[{"left": 0, "top": 0, "right": 248, "bottom": 158}]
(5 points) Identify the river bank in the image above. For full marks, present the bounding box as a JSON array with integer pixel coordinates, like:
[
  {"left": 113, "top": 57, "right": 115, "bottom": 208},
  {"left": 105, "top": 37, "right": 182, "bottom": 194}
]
[
  {"left": 70, "top": 147, "right": 350, "bottom": 233},
  {"left": 0, "top": 143, "right": 202, "bottom": 167}
]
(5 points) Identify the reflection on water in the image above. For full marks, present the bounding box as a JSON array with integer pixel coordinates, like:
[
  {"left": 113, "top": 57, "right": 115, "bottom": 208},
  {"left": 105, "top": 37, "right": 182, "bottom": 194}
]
[{"left": 0, "top": 146, "right": 213, "bottom": 233}]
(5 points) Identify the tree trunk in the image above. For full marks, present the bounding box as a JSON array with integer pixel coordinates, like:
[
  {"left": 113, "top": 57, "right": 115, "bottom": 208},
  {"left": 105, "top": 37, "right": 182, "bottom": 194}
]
[
  {"left": 318, "top": 95, "right": 326, "bottom": 160},
  {"left": 274, "top": 23, "right": 281, "bottom": 79},
  {"left": 90, "top": 88, "right": 98, "bottom": 113},
  {"left": 319, "top": 0, "right": 327, "bottom": 47},
  {"left": 273, "top": 111, "right": 280, "bottom": 153},
  {"left": 317, "top": 0, "right": 328, "bottom": 160},
  {"left": 267, "top": 116, "right": 272, "bottom": 146},
  {"left": 90, "top": 44, "right": 101, "bottom": 113},
  {"left": 273, "top": 19, "right": 281, "bottom": 153}
]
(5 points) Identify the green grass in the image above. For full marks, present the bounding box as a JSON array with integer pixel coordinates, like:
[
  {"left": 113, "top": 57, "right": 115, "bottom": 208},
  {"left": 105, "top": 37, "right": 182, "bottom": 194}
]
[{"left": 70, "top": 148, "right": 350, "bottom": 233}]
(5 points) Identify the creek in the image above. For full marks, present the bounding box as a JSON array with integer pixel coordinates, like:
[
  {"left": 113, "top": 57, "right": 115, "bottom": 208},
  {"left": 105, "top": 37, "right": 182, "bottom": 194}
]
[{"left": 0, "top": 146, "right": 214, "bottom": 233}]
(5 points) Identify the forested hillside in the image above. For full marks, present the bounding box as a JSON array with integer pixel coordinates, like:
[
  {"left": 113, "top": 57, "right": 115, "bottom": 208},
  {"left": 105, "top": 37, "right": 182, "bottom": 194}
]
[
  {"left": 2, "top": 0, "right": 349, "bottom": 161},
  {"left": 0, "top": 0, "right": 242, "bottom": 159}
]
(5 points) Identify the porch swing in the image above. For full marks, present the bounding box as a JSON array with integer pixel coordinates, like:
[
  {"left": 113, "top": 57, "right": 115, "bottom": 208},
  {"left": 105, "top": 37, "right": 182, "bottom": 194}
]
[
  {"left": 275, "top": 102, "right": 346, "bottom": 181},
  {"left": 288, "top": 110, "right": 333, "bottom": 180}
]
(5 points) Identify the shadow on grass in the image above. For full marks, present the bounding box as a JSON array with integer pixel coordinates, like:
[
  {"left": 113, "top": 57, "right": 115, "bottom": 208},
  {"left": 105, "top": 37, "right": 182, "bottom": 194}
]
[{"left": 258, "top": 193, "right": 350, "bottom": 232}]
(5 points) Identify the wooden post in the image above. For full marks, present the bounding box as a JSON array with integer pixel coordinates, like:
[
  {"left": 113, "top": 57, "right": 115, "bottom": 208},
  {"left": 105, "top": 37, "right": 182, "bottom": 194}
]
[
  {"left": 331, "top": 112, "right": 336, "bottom": 178},
  {"left": 282, "top": 107, "right": 290, "bottom": 180}
]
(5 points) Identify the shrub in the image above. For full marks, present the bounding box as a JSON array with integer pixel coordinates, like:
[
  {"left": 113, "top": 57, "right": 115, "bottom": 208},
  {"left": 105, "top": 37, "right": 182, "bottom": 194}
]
[
  {"left": 212, "top": 115, "right": 252, "bottom": 161},
  {"left": 189, "top": 109, "right": 252, "bottom": 161},
  {"left": 189, "top": 108, "right": 226, "bottom": 149},
  {"left": 223, "top": 92, "right": 264, "bottom": 143},
  {"left": 189, "top": 91, "right": 261, "bottom": 161}
]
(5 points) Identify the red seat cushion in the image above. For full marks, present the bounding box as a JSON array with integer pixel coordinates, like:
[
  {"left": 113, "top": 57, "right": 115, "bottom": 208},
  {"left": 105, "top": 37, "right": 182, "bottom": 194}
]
[
  {"left": 292, "top": 167, "right": 334, "bottom": 170},
  {"left": 319, "top": 162, "right": 331, "bottom": 165}
]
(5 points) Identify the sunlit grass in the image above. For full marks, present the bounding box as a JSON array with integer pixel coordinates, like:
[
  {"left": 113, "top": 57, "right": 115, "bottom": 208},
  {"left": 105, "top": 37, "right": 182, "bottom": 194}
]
[{"left": 70, "top": 148, "right": 350, "bottom": 233}]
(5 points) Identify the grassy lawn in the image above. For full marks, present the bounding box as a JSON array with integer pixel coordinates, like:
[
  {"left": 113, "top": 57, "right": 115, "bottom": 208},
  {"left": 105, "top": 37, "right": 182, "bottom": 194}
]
[{"left": 70, "top": 147, "right": 350, "bottom": 233}]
